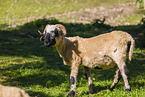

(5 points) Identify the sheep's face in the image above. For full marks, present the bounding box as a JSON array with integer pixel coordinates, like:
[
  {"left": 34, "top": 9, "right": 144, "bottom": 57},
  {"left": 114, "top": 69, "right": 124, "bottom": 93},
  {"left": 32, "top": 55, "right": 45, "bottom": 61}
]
[
  {"left": 39, "top": 24, "right": 66, "bottom": 47},
  {"left": 40, "top": 25, "right": 59, "bottom": 47}
]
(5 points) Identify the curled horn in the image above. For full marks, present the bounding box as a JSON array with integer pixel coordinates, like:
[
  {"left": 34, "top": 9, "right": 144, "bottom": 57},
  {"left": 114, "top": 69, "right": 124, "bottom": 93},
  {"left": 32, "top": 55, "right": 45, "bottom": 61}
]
[
  {"left": 38, "top": 30, "right": 43, "bottom": 36},
  {"left": 56, "top": 24, "right": 67, "bottom": 37}
]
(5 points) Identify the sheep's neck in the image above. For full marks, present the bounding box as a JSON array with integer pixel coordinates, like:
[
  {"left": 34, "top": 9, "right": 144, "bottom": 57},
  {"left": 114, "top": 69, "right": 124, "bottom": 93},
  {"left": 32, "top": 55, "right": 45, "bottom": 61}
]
[{"left": 55, "top": 37, "right": 67, "bottom": 58}]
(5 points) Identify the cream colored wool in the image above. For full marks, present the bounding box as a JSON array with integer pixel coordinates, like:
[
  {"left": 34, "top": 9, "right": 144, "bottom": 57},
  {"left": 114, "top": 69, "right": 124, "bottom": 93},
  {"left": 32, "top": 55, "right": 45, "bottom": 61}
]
[
  {"left": 55, "top": 31, "right": 134, "bottom": 70},
  {"left": 0, "top": 85, "right": 30, "bottom": 97}
]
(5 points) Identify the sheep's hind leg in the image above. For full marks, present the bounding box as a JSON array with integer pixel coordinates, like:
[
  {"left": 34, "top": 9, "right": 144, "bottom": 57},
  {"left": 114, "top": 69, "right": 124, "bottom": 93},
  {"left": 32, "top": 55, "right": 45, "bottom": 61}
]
[
  {"left": 117, "top": 62, "right": 131, "bottom": 91},
  {"left": 84, "top": 67, "right": 95, "bottom": 94},
  {"left": 110, "top": 68, "right": 122, "bottom": 91}
]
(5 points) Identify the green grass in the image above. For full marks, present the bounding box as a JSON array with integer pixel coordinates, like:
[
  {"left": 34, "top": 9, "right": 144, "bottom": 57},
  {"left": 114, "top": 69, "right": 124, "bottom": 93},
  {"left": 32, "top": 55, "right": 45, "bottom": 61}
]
[
  {"left": 0, "top": 0, "right": 145, "bottom": 97},
  {"left": 0, "top": 0, "right": 130, "bottom": 25}
]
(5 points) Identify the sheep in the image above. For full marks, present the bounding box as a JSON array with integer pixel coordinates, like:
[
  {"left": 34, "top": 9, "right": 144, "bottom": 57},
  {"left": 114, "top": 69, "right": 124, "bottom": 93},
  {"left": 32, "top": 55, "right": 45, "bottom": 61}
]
[
  {"left": 0, "top": 85, "right": 30, "bottom": 97},
  {"left": 38, "top": 24, "right": 135, "bottom": 96}
]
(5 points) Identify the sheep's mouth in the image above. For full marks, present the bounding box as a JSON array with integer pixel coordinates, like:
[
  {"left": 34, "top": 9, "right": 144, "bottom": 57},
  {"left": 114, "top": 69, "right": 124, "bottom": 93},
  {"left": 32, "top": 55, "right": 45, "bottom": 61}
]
[
  {"left": 43, "top": 33, "right": 56, "bottom": 47},
  {"left": 44, "top": 40, "right": 56, "bottom": 47}
]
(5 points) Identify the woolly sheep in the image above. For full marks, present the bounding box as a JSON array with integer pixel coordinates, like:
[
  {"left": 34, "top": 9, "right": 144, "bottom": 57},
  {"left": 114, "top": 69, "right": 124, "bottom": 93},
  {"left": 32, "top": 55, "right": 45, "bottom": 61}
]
[
  {"left": 0, "top": 85, "right": 30, "bottom": 97},
  {"left": 38, "top": 24, "right": 135, "bottom": 97}
]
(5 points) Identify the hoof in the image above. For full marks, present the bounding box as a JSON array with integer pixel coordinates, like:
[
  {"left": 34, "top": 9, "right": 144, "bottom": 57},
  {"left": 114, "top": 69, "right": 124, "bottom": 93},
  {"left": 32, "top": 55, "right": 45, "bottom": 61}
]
[
  {"left": 88, "top": 84, "right": 95, "bottom": 94},
  {"left": 109, "top": 86, "right": 115, "bottom": 91},
  {"left": 109, "top": 88, "right": 114, "bottom": 91},
  {"left": 88, "top": 90, "right": 94, "bottom": 94},
  {"left": 125, "top": 88, "right": 131, "bottom": 92},
  {"left": 67, "top": 90, "right": 75, "bottom": 97}
]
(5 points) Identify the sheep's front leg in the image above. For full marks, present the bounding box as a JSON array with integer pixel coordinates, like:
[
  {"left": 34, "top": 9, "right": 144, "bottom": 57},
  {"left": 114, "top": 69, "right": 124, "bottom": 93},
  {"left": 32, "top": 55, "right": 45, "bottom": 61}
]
[
  {"left": 84, "top": 67, "right": 95, "bottom": 94},
  {"left": 67, "top": 64, "right": 79, "bottom": 97},
  {"left": 110, "top": 68, "right": 122, "bottom": 91}
]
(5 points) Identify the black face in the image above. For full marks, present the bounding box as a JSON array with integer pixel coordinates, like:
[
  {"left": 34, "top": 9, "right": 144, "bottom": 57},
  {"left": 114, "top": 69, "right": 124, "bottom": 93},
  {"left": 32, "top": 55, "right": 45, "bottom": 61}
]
[{"left": 40, "top": 28, "right": 59, "bottom": 47}]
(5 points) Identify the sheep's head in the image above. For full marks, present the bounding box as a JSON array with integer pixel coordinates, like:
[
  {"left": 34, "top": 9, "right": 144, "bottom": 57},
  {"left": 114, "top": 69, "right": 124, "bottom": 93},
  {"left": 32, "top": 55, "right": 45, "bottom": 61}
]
[{"left": 38, "top": 24, "right": 67, "bottom": 47}]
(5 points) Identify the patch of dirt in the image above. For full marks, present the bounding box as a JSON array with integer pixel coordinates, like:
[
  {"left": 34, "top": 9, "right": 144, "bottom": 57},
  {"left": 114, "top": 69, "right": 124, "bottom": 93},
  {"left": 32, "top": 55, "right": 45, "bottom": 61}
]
[
  {"left": 52, "top": 2, "right": 140, "bottom": 26},
  {"left": 4, "top": 2, "right": 142, "bottom": 27}
]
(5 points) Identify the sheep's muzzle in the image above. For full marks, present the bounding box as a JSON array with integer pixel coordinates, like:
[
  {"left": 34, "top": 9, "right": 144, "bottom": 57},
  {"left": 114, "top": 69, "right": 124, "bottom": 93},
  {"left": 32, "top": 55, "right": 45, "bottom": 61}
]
[{"left": 43, "top": 33, "right": 56, "bottom": 47}]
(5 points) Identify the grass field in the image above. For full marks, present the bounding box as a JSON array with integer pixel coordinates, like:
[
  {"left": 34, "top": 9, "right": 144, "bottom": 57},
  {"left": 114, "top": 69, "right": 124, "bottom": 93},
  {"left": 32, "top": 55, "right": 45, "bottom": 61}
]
[
  {"left": 0, "top": 0, "right": 116, "bottom": 25},
  {"left": 0, "top": 0, "right": 145, "bottom": 97}
]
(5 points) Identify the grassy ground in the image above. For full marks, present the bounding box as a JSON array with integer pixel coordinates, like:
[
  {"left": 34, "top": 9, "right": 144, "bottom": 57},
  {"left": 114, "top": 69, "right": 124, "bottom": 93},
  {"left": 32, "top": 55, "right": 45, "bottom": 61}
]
[
  {"left": 0, "top": 0, "right": 108, "bottom": 25},
  {"left": 0, "top": 0, "right": 145, "bottom": 97},
  {"left": 0, "top": 0, "right": 136, "bottom": 26}
]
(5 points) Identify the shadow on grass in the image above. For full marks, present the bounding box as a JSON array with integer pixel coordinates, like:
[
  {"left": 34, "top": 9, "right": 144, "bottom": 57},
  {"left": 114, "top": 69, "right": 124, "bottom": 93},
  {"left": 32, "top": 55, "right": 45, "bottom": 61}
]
[
  {"left": 0, "top": 18, "right": 145, "bottom": 96},
  {"left": 0, "top": 60, "right": 70, "bottom": 87},
  {"left": 28, "top": 91, "right": 49, "bottom": 97},
  {"left": 129, "top": 53, "right": 145, "bottom": 78}
]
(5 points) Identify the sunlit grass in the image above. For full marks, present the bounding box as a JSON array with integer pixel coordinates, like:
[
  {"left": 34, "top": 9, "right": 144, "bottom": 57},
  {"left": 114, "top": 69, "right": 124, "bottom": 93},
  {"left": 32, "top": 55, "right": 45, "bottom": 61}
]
[{"left": 0, "top": 0, "right": 130, "bottom": 25}]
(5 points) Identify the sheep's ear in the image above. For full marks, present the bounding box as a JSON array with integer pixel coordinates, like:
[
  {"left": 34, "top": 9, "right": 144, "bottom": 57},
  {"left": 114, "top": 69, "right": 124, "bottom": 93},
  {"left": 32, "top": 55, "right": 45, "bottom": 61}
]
[
  {"left": 43, "top": 24, "right": 50, "bottom": 34},
  {"left": 56, "top": 24, "right": 67, "bottom": 37},
  {"left": 38, "top": 24, "right": 50, "bottom": 35}
]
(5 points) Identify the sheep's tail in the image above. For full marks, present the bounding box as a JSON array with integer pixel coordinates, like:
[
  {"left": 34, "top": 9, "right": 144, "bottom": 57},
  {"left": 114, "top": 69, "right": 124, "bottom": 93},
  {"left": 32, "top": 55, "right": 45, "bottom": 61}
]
[{"left": 128, "top": 38, "right": 135, "bottom": 62}]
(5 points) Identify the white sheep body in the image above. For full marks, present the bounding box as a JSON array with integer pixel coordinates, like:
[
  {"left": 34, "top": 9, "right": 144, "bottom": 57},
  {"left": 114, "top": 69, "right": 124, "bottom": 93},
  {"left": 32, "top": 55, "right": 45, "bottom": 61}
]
[{"left": 55, "top": 31, "right": 134, "bottom": 70}]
